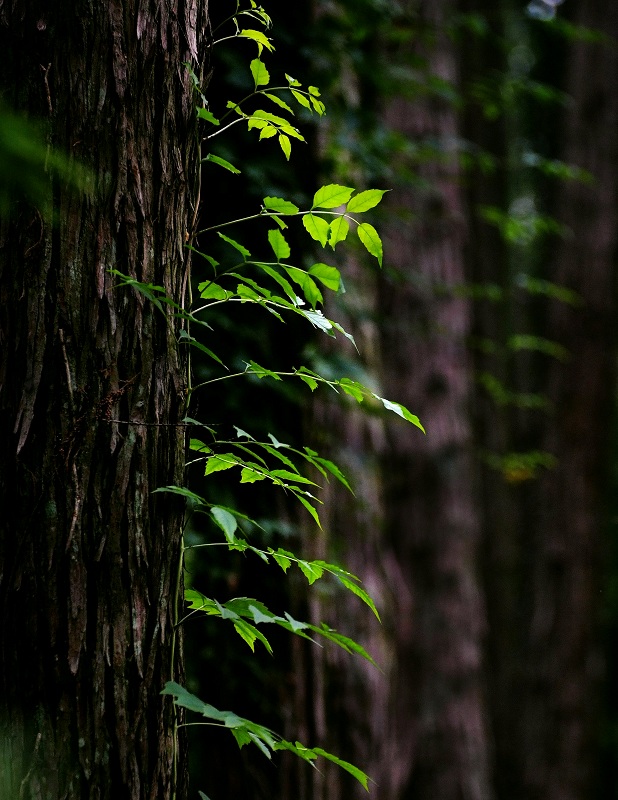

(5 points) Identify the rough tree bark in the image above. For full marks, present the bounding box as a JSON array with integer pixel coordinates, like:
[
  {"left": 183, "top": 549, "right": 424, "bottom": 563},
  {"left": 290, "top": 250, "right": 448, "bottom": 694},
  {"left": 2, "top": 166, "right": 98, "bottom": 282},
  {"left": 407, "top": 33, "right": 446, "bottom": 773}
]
[{"left": 0, "top": 1, "right": 208, "bottom": 797}]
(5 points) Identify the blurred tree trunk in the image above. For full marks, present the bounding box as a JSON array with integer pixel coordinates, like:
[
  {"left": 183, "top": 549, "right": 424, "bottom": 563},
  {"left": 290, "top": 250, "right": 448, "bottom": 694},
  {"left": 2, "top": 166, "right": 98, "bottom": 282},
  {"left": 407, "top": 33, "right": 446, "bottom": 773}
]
[
  {"left": 306, "top": 2, "right": 493, "bottom": 798},
  {"left": 376, "top": 4, "right": 491, "bottom": 798},
  {"left": 0, "top": 1, "right": 208, "bottom": 797},
  {"left": 521, "top": 5, "right": 618, "bottom": 798}
]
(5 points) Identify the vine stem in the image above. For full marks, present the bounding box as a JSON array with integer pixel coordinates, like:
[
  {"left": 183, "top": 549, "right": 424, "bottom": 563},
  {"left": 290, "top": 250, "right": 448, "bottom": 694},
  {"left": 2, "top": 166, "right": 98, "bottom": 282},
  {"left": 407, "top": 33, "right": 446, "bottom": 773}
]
[{"left": 196, "top": 210, "right": 357, "bottom": 236}]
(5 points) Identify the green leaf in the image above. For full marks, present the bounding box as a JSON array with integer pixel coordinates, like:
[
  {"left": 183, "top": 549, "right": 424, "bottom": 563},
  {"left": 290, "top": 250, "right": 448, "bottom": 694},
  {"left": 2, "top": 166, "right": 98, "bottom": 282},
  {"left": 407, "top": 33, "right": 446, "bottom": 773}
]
[
  {"left": 162, "top": 682, "right": 210, "bottom": 715},
  {"left": 270, "top": 548, "right": 293, "bottom": 572},
  {"left": 240, "top": 467, "right": 266, "bottom": 483},
  {"left": 211, "top": 507, "right": 238, "bottom": 544},
  {"left": 309, "top": 96, "right": 326, "bottom": 115},
  {"left": 269, "top": 469, "right": 318, "bottom": 486},
  {"left": 197, "top": 282, "right": 229, "bottom": 301},
  {"left": 217, "top": 232, "right": 251, "bottom": 259},
  {"left": 285, "top": 73, "right": 301, "bottom": 87},
  {"left": 197, "top": 107, "right": 220, "bottom": 125},
  {"left": 374, "top": 395, "right": 425, "bottom": 432},
  {"left": 203, "top": 153, "right": 241, "bottom": 174},
  {"left": 297, "top": 495, "right": 322, "bottom": 528},
  {"left": 270, "top": 214, "right": 287, "bottom": 230},
  {"left": 263, "top": 196, "right": 299, "bottom": 215},
  {"left": 279, "top": 134, "right": 291, "bottom": 160},
  {"left": 259, "top": 125, "right": 278, "bottom": 140},
  {"left": 312, "top": 184, "right": 354, "bottom": 209},
  {"left": 268, "top": 229, "right": 291, "bottom": 261},
  {"left": 233, "top": 619, "right": 273, "bottom": 654},
  {"left": 178, "top": 329, "right": 227, "bottom": 367},
  {"left": 297, "top": 559, "right": 324, "bottom": 584},
  {"left": 238, "top": 29, "right": 274, "bottom": 52},
  {"left": 189, "top": 438, "right": 210, "bottom": 453},
  {"left": 312, "top": 456, "right": 352, "bottom": 492},
  {"left": 284, "top": 267, "right": 323, "bottom": 308},
  {"left": 198, "top": 791, "right": 212, "bottom": 800},
  {"left": 246, "top": 361, "right": 282, "bottom": 380},
  {"left": 263, "top": 92, "right": 294, "bottom": 114},
  {"left": 151, "top": 485, "right": 207, "bottom": 505},
  {"left": 250, "top": 58, "right": 270, "bottom": 88},
  {"left": 312, "top": 624, "right": 377, "bottom": 666},
  {"left": 290, "top": 89, "right": 310, "bottom": 109},
  {"left": 297, "top": 371, "right": 318, "bottom": 391},
  {"left": 308, "top": 263, "right": 341, "bottom": 292},
  {"left": 357, "top": 223, "right": 383, "bottom": 266},
  {"left": 339, "top": 377, "right": 365, "bottom": 402},
  {"left": 347, "top": 189, "right": 388, "bottom": 213},
  {"left": 312, "top": 748, "right": 370, "bottom": 791},
  {"left": 328, "top": 216, "right": 349, "bottom": 249},
  {"left": 338, "top": 575, "right": 380, "bottom": 620},
  {"left": 205, "top": 454, "right": 239, "bottom": 475},
  {"left": 302, "top": 214, "right": 330, "bottom": 247},
  {"left": 308, "top": 86, "right": 321, "bottom": 97},
  {"left": 248, "top": 603, "right": 277, "bottom": 625},
  {"left": 186, "top": 246, "right": 219, "bottom": 268}
]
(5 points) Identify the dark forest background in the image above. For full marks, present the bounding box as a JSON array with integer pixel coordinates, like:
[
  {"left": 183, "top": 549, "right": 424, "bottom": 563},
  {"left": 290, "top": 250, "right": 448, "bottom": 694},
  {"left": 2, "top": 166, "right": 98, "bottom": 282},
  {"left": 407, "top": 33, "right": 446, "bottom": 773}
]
[{"left": 184, "top": 1, "right": 618, "bottom": 798}]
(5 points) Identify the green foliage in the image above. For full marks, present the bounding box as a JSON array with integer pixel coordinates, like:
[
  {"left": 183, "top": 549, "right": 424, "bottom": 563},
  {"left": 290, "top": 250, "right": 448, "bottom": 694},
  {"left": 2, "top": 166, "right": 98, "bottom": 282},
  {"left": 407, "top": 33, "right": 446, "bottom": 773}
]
[
  {"left": 114, "top": 2, "right": 424, "bottom": 794},
  {"left": 0, "top": 103, "right": 91, "bottom": 218},
  {"left": 163, "top": 682, "right": 370, "bottom": 790}
]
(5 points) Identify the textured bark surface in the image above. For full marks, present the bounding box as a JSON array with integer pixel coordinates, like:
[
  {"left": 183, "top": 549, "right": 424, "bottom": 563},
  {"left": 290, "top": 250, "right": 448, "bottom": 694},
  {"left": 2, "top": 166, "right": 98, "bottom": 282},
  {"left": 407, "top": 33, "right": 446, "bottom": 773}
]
[{"left": 0, "top": 1, "right": 208, "bottom": 797}]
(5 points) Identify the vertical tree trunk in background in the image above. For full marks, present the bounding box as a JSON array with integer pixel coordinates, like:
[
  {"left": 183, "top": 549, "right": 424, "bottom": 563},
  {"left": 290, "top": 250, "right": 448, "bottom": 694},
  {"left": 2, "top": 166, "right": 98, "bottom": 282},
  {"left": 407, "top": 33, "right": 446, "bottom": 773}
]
[
  {"left": 377, "top": 4, "right": 491, "bottom": 798},
  {"left": 308, "top": 2, "right": 493, "bottom": 798},
  {"left": 522, "top": 4, "right": 618, "bottom": 798},
  {"left": 0, "top": 2, "right": 208, "bottom": 797}
]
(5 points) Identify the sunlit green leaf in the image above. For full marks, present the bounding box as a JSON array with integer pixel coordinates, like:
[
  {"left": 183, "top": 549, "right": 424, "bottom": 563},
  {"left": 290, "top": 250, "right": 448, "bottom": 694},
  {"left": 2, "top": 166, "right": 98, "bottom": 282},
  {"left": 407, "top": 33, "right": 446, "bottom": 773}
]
[
  {"left": 263, "top": 93, "right": 294, "bottom": 114},
  {"left": 308, "top": 263, "right": 341, "bottom": 292},
  {"left": 240, "top": 467, "right": 266, "bottom": 483},
  {"left": 302, "top": 214, "right": 330, "bottom": 246},
  {"left": 328, "top": 216, "right": 349, "bottom": 249},
  {"left": 263, "top": 196, "right": 299, "bottom": 214},
  {"left": 238, "top": 29, "right": 274, "bottom": 52},
  {"left": 312, "top": 184, "right": 354, "bottom": 209},
  {"left": 246, "top": 360, "right": 282, "bottom": 380},
  {"left": 279, "top": 134, "right": 291, "bottom": 160},
  {"left": 197, "top": 281, "right": 229, "bottom": 301},
  {"left": 250, "top": 58, "right": 270, "bottom": 88},
  {"left": 374, "top": 395, "right": 425, "bottom": 432},
  {"left": 203, "top": 153, "right": 241, "bottom": 174},
  {"left": 217, "top": 231, "right": 251, "bottom": 259},
  {"left": 357, "top": 222, "right": 383, "bottom": 266},
  {"left": 347, "top": 189, "right": 388, "bottom": 213},
  {"left": 205, "top": 454, "right": 239, "bottom": 475},
  {"left": 197, "top": 107, "right": 220, "bottom": 125},
  {"left": 297, "top": 495, "right": 321, "bottom": 528},
  {"left": 297, "top": 559, "right": 324, "bottom": 584},
  {"left": 267, "top": 229, "right": 291, "bottom": 261},
  {"left": 290, "top": 89, "right": 310, "bottom": 108},
  {"left": 211, "top": 506, "right": 238, "bottom": 543},
  {"left": 152, "top": 485, "right": 207, "bottom": 505},
  {"left": 312, "top": 748, "right": 370, "bottom": 791}
]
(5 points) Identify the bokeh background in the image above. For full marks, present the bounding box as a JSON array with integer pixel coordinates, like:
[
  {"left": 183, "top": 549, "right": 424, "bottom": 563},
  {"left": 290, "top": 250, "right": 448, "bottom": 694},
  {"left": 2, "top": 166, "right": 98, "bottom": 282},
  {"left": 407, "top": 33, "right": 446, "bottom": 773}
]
[{"left": 185, "top": 2, "right": 618, "bottom": 798}]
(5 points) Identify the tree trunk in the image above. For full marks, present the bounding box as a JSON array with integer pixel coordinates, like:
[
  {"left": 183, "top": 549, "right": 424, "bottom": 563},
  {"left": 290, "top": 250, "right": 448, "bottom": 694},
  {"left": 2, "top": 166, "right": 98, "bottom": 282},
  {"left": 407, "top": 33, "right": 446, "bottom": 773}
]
[
  {"left": 377, "top": 6, "right": 491, "bottom": 798},
  {"left": 305, "top": 2, "right": 493, "bottom": 798},
  {"left": 0, "top": 2, "right": 208, "bottom": 797},
  {"left": 521, "top": 4, "right": 618, "bottom": 798}
]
